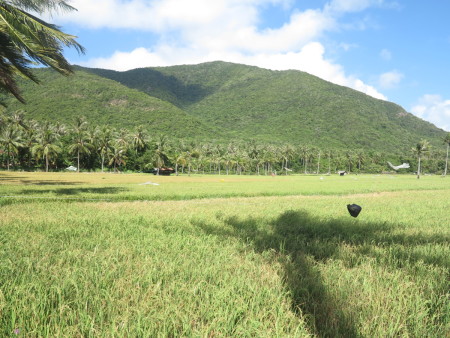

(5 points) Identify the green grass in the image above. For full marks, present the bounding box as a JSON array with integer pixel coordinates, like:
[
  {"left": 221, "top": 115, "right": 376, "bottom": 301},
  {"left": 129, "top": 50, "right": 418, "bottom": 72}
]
[
  {"left": 1, "top": 172, "right": 449, "bottom": 203},
  {"left": 0, "top": 172, "right": 449, "bottom": 336}
]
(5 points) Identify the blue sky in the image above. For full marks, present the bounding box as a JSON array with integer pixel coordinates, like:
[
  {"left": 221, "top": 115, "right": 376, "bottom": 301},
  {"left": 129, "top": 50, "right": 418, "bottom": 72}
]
[{"left": 52, "top": 0, "right": 450, "bottom": 131}]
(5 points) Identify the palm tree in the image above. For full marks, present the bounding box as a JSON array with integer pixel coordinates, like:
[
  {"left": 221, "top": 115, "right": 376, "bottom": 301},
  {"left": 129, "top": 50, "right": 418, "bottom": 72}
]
[
  {"left": 281, "top": 144, "right": 294, "bottom": 175},
  {"left": 0, "top": 113, "right": 7, "bottom": 132},
  {"left": 172, "top": 150, "right": 186, "bottom": 176},
  {"left": 222, "top": 151, "right": 233, "bottom": 176},
  {"left": 109, "top": 146, "right": 127, "bottom": 173},
  {"left": 412, "top": 139, "right": 430, "bottom": 179},
  {"left": 356, "top": 149, "right": 365, "bottom": 171},
  {"left": 223, "top": 143, "right": 238, "bottom": 175},
  {"left": 53, "top": 121, "right": 67, "bottom": 137},
  {"left": 153, "top": 135, "right": 169, "bottom": 175},
  {"left": 316, "top": 148, "right": 321, "bottom": 174},
  {"left": 368, "top": 151, "right": 383, "bottom": 165},
  {"left": 181, "top": 151, "right": 192, "bottom": 175},
  {"left": 22, "top": 118, "right": 38, "bottom": 168},
  {"left": 0, "top": 0, "right": 85, "bottom": 102},
  {"left": 68, "top": 118, "right": 91, "bottom": 172},
  {"left": 0, "top": 124, "right": 23, "bottom": 170},
  {"left": 131, "top": 125, "right": 147, "bottom": 155},
  {"left": 199, "top": 142, "right": 213, "bottom": 173},
  {"left": 246, "top": 140, "right": 260, "bottom": 174},
  {"left": 300, "top": 145, "right": 310, "bottom": 174},
  {"left": 345, "top": 150, "right": 355, "bottom": 173},
  {"left": 324, "top": 149, "right": 333, "bottom": 174},
  {"left": 97, "top": 126, "right": 114, "bottom": 172},
  {"left": 87, "top": 126, "right": 98, "bottom": 148},
  {"left": 443, "top": 133, "right": 450, "bottom": 177},
  {"left": 116, "top": 128, "right": 129, "bottom": 147},
  {"left": 263, "top": 145, "right": 277, "bottom": 175},
  {"left": 215, "top": 144, "right": 225, "bottom": 175},
  {"left": 82, "top": 125, "right": 99, "bottom": 170},
  {"left": 193, "top": 145, "right": 206, "bottom": 174},
  {"left": 32, "top": 123, "right": 61, "bottom": 172},
  {"left": 10, "top": 111, "right": 27, "bottom": 130},
  {"left": 234, "top": 150, "right": 249, "bottom": 175},
  {"left": 189, "top": 147, "right": 201, "bottom": 175},
  {"left": 307, "top": 147, "right": 316, "bottom": 174},
  {"left": 73, "top": 116, "right": 87, "bottom": 130},
  {"left": 333, "top": 151, "right": 345, "bottom": 173},
  {"left": 255, "top": 156, "right": 265, "bottom": 175},
  {"left": 8, "top": 111, "right": 28, "bottom": 165}
]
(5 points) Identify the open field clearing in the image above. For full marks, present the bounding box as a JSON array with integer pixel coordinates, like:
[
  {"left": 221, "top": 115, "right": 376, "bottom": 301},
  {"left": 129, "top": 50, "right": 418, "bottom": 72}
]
[
  {"left": 0, "top": 172, "right": 449, "bottom": 336},
  {"left": 1, "top": 171, "right": 450, "bottom": 203}
]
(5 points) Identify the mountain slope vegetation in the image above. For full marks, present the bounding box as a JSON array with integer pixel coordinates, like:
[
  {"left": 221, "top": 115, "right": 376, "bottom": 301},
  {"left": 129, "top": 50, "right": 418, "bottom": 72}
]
[
  {"left": 5, "top": 68, "right": 218, "bottom": 139},
  {"left": 4, "top": 62, "right": 446, "bottom": 152}
]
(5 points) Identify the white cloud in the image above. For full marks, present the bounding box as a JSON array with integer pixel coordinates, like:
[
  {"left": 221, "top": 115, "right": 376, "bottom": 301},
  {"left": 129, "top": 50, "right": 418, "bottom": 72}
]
[
  {"left": 380, "top": 48, "right": 391, "bottom": 60},
  {"left": 325, "top": 0, "right": 399, "bottom": 13},
  {"left": 61, "top": 0, "right": 384, "bottom": 31},
  {"left": 85, "top": 48, "right": 169, "bottom": 70},
  {"left": 339, "top": 43, "right": 358, "bottom": 51},
  {"left": 60, "top": 1, "right": 334, "bottom": 51},
  {"left": 326, "top": 0, "right": 382, "bottom": 13},
  {"left": 65, "top": 0, "right": 388, "bottom": 100},
  {"left": 378, "top": 70, "right": 403, "bottom": 89},
  {"left": 60, "top": 0, "right": 292, "bottom": 31},
  {"left": 411, "top": 95, "right": 450, "bottom": 131}
]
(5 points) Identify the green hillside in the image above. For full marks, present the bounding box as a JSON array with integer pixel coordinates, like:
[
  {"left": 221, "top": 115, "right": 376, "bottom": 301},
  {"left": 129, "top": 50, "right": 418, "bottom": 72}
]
[
  {"left": 4, "top": 62, "right": 447, "bottom": 152},
  {"left": 82, "top": 62, "right": 446, "bottom": 152},
  {"left": 4, "top": 68, "right": 218, "bottom": 139}
]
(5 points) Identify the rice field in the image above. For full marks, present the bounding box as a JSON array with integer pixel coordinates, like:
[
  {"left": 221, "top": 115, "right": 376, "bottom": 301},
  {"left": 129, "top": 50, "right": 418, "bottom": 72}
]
[{"left": 0, "top": 171, "right": 449, "bottom": 336}]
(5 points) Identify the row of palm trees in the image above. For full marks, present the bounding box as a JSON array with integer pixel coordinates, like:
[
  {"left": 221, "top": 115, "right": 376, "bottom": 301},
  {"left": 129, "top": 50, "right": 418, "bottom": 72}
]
[{"left": 1, "top": 114, "right": 449, "bottom": 176}]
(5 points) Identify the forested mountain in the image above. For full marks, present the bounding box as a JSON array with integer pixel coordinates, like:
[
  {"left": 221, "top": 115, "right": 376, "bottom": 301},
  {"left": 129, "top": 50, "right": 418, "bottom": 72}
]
[
  {"left": 3, "top": 61, "right": 446, "bottom": 153},
  {"left": 4, "top": 68, "right": 218, "bottom": 139}
]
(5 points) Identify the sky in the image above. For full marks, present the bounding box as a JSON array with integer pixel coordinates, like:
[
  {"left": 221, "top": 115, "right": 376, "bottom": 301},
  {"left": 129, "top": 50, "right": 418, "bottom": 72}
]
[{"left": 49, "top": 0, "right": 450, "bottom": 131}]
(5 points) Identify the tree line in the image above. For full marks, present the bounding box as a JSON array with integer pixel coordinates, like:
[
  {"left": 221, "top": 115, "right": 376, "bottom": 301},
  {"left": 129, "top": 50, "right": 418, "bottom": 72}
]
[{"left": 1, "top": 113, "right": 449, "bottom": 177}]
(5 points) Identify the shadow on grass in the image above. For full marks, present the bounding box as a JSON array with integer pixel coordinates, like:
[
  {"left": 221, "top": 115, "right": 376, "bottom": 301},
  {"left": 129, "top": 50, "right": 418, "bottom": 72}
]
[
  {"left": 19, "top": 187, "right": 128, "bottom": 196},
  {"left": 0, "top": 175, "right": 23, "bottom": 181},
  {"left": 1, "top": 183, "right": 129, "bottom": 206},
  {"left": 194, "top": 209, "right": 448, "bottom": 337},
  {"left": 19, "top": 180, "right": 82, "bottom": 185},
  {"left": 0, "top": 174, "right": 82, "bottom": 186}
]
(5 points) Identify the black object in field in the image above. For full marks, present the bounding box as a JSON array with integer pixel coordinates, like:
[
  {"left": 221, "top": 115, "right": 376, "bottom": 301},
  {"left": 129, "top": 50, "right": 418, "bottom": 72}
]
[{"left": 347, "top": 204, "right": 362, "bottom": 217}]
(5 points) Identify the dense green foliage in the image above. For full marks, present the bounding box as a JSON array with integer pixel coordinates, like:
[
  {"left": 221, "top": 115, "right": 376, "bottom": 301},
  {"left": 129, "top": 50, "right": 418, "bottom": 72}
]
[
  {"left": 2, "top": 62, "right": 447, "bottom": 153},
  {"left": 83, "top": 62, "right": 446, "bottom": 151},
  {"left": 3, "top": 69, "right": 216, "bottom": 138},
  {"left": 0, "top": 172, "right": 449, "bottom": 336},
  {"left": 1, "top": 113, "right": 449, "bottom": 174}
]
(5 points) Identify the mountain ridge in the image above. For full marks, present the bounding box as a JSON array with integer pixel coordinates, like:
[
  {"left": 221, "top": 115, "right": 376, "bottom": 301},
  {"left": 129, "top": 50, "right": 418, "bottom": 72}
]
[{"left": 4, "top": 61, "right": 446, "bottom": 152}]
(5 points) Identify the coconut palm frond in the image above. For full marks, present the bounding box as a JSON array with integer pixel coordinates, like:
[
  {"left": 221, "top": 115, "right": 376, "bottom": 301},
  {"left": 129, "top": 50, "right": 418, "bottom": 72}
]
[
  {"left": 1, "top": 2, "right": 85, "bottom": 61},
  {"left": 9, "top": 0, "right": 76, "bottom": 14},
  {"left": 0, "top": 0, "right": 84, "bottom": 101},
  {"left": 0, "top": 30, "right": 39, "bottom": 102}
]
